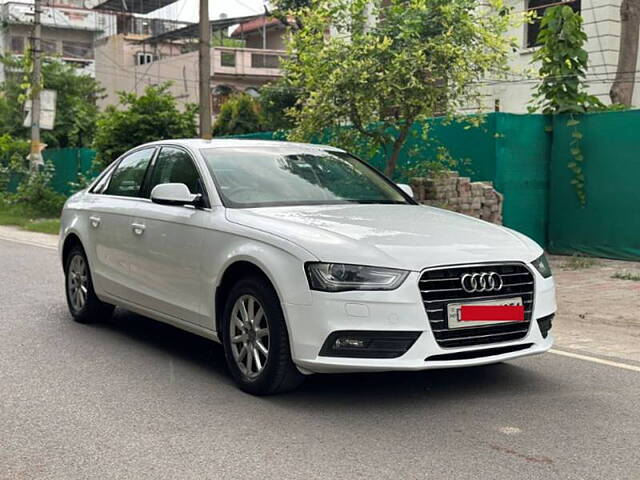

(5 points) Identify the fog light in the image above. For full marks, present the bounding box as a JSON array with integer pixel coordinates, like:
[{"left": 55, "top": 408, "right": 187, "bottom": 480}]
[
  {"left": 320, "top": 331, "right": 421, "bottom": 358},
  {"left": 334, "top": 337, "right": 367, "bottom": 349}
]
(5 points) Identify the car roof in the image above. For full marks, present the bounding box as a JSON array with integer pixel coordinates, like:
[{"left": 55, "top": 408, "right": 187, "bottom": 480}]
[{"left": 141, "top": 138, "right": 345, "bottom": 153}]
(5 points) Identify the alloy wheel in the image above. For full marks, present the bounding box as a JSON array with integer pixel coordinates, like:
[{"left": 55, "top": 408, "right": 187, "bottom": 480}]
[
  {"left": 67, "top": 254, "right": 89, "bottom": 312},
  {"left": 229, "top": 294, "right": 270, "bottom": 379}
]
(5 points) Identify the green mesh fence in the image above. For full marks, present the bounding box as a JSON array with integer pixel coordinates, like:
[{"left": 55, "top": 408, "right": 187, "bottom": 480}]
[
  {"left": 6, "top": 148, "right": 97, "bottom": 196},
  {"left": 547, "top": 111, "right": 640, "bottom": 260},
  {"left": 8, "top": 111, "right": 637, "bottom": 260}
]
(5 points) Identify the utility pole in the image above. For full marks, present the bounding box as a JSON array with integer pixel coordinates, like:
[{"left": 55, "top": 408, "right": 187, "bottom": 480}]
[
  {"left": 29, "top": 0, "right": 43, "bottom": 170},
  {"left": 199, "top": 0, "right": 212, "bottom": 139}
]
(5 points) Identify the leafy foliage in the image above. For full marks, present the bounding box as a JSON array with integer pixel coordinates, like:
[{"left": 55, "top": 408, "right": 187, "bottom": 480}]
[
  {"left": 93, "top": 83, "right": 197, "bottom": 167},
  {"left": 259, "top": 79, "right": 300, "bottom": 131},
  {"left": 528, "top": 6, "right": 604, "bottom": 114},
  {"left": 267, "top": 0, "right": 310, "bottom": 28},
  {"left": 11, "top": 163, "right": 66, "bottom": 217},
  {"left": 0, "top": 134, "right": 29, "bottom": 191},
  {"left": 0, "top": 56, "right": 103, "bottom": 148},
  {"left": 1, "top": 152, "right": 65, "bottom": 218},
  {"left": 528, "top": 6, "right": 607, "bottom": 206},
  {"left": 284, "top": 0, "right": 520, "bottom": 177},
  {"left": 212, "top": 93, "right": 265, "bottom": 137}
]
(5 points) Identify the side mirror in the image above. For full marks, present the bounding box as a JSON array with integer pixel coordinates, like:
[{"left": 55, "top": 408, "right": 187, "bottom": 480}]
[
  {"left": 397, "top": 183, "right": 414, "bottom": 198},
  {"left": 150, "top": 183, "right": 200, "bottom": 207}
]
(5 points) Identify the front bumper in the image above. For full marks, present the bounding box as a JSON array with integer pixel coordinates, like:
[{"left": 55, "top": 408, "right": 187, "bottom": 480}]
[{"left": 283, "top": 270, "right": 556, "bottom": 374}]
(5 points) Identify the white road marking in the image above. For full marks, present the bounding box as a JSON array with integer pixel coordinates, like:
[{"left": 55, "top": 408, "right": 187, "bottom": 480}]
[
  {"left": 498, "top": 426, "right": 522, "bottom": 435},
  {"left": 0, "top": 234, "right": 57, "bottom": 251},
  {"left": 550, "top": 349, "right": 640, "bottom": 373}
]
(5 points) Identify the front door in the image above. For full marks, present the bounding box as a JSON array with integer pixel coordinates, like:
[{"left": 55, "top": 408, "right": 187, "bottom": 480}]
[{"left": 126, "top": 146, "right": 209, "bottom": 327}]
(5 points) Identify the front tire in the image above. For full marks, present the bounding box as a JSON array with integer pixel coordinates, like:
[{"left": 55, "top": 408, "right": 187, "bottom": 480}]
[
  {"left": 221, "top": 276, "right": 304, "bottom": 395},
  {"left": 64, "top": 246, "right": 114, "bottom": 324}
]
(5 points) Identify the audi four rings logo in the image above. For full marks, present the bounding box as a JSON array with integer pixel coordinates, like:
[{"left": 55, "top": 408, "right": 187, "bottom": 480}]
[{"left": 460, "top": 272, "right": 503, "bottom": 293}]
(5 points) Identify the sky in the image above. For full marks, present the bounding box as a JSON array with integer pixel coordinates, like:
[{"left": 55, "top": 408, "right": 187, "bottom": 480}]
[{"left": 149, "top": 0, "right": 266, "bottom": 23}]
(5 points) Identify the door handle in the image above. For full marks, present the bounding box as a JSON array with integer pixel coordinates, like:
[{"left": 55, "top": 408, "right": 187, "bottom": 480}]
[
  {"left": 131, "top": 222, "right": 146, "bottom": 235},
  {"left": 89, "top": 216, "right": 101, "bottom": 228}
]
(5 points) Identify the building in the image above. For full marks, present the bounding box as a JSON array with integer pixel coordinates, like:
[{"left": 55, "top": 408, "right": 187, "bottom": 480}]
[
  {"left": 486, "top": 0, "right": 639, "bottom": 112},
  {"left": 94, "top": 13, "right": 288, "bottom": 114},
  {"left": 0, "top": 0, "right": 117, "bottom": 80},
  {"left": 93, "top": 14, "right": 194, "bottom": 107}
]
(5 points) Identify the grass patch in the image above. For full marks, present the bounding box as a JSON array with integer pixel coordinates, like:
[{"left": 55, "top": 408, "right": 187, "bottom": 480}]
[
  {"left": 0, "top": 207, "right": 60, "bottom": 235},
  {"left": 23, "top": 219, "right": 60, "bottom": 234},
  {"left": 561, "top": 254, "right": 599, "bottom": 270},
  {"left": 0, "top": 212, "right": 29, "bottom": 228},
  {"left": 611, "top": 271, "right": 640, "bottom": 282}
]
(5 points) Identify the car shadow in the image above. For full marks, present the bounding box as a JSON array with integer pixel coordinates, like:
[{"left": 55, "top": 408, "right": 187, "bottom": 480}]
[
  {"left": 92, "top": 308, "right": 559, "bottom": 407},
  {"left": 93, "top": 308, "right": 231, "bottom": 381}
]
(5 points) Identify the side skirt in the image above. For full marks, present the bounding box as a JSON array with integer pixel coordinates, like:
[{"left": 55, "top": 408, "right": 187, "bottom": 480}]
[{"left": 99, "top": 291, "right": 221, "bottom": 343}]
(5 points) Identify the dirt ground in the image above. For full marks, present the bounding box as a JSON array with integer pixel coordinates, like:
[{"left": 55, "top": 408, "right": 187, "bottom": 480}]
[{"left": 550, "top": 255, "right": 640, "bottom": 364}]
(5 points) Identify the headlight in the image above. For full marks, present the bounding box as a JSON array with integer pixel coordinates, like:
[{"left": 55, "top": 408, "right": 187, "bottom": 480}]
[
  {"left": 305, "top": 263, "right": 409, "bottom": 292},
  {"left": 532, "top": 254, "right": 552, "bottom": 278}
]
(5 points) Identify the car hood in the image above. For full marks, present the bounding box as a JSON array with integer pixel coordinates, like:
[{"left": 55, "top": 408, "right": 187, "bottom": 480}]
[{"left": 226, "top": 204, "right": 542, "bottom": 271}]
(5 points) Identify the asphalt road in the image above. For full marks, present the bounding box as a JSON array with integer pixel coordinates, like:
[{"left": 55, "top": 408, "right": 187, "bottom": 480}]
[{"left": 1, "top": 238, "right": 639, "bottom": 480}]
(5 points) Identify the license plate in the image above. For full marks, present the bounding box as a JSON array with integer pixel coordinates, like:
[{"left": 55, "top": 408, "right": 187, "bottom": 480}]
[{"left": 447, "top": 297, "right": 524, "bottom": 329}]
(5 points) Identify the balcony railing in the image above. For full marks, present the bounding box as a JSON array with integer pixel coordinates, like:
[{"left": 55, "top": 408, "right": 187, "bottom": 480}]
[{"left": 212, "top": 47, "right": 285, "bottom": 77}]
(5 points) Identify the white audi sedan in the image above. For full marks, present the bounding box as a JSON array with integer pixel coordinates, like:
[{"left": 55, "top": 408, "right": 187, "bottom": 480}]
[{"left": 59, "top": 139, "right": 556, "bottom": 394}]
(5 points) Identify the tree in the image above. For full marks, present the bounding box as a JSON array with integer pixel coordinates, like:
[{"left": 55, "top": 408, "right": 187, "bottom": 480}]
[
  {"left": 93, "top": 83, "right": 197, "bottom": 167},
  {"left": 212, "top": 93, "right": 265, "bottom": 137},
  {"left": 266, "top": 0, "right": 310, "bottom": 29},
  {"left": 284, "top": 0, "right": 519, "bottom": 177},
  {"left": 610, "top": 0, "right": 640, "bottom": 106},
  {"left": 528, "top": 6, "right": 605, "bottom": 114},
  {"left": 0, "top": 56, "right": 103, "bottom": 148},
  {"left": 259, "top": 79, "right": 299, "bottom": 130}
]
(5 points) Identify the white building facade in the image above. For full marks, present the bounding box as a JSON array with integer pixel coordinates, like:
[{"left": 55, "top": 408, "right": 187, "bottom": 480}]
[
  {"left": 0, "top": 0, "right": 117, "bottom": 80},
  {"left": 486, "top": 0, "right": 638, "bottom": 112}
]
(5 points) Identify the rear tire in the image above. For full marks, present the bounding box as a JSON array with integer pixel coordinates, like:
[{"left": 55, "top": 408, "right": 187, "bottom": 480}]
[
  {"left": 64, "top": 245, "right": 114, "bottom": 324},
  {"left": 221, "top": 276, "right": 305, "bottom": 395}
]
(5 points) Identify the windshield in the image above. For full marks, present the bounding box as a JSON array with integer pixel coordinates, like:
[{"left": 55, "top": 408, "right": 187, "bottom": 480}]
[{"left": 200, "top": 146, "right": 412, "bottom": 208}]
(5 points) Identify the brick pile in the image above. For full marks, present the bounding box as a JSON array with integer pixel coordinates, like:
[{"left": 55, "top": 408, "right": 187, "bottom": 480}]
[{"left": 409, "top": 171, "right": 503, "bottom": 224}]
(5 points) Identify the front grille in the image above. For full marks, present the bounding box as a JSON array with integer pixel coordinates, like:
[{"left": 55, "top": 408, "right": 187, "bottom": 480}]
[{"left": 419, "top": 263, "right": 534, "bottom": 348}]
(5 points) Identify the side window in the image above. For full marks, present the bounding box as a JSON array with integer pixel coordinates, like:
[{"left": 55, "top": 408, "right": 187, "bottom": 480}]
[
  {"left": 147, "top": 147, "right": 203, "bottom": 196},
  {"left": 526, "top": 0, "right": 581, "bottom": 48},
  {"left": 104, "top": 148, "right": 155, "bottom": 197},
  {"left": 89, "top": 167, "right": 113, "bottom": 194}
]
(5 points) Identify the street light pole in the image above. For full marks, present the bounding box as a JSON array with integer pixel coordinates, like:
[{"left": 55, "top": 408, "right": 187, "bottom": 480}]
[
  {"left": 199, "top": 0, "right": 212, "bottom": 139},
  {"left": 29, "top": 0, "right": 43, "bottom": 171}
]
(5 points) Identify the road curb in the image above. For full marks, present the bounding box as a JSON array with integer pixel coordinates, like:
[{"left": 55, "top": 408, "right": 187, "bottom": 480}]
[{"left": 0, "top": 225, "right": 58, "bottom": 250}]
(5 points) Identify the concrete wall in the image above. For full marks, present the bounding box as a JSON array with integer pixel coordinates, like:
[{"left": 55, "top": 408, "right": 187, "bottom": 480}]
[
  {"left": 95, "top": 43, "right": 285, "bottom": 112},
  {"left": 94, "top": 33, "right": 193, "bottom": 108},
  {"left": 244, "top": 25, "right": 287, "bottom": 51}
]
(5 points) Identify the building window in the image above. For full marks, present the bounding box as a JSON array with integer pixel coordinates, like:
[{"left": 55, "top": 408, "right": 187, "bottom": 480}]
[
  {"left": 41, "top": 39, "right": 58, "bottom": 56},
  {"left": 220, "top": 51, "right": 236, "bottom": 67},
  {"left": 62, "top": 41, "right": 93, "bottom": 59},
  {"left": 10, "top": 36, "right": 25, "bottom": 54},
  {"left": 251, "top": 53, "right": 282, "bottom": 69},
  {"left": 136, "top": 52, "right": 154, "bottom": 65},
  {"left": 526, "top": 0, "right": 581, "bottom": 48}
]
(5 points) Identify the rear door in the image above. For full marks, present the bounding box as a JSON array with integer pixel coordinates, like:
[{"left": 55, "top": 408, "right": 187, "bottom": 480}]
[
  {"left": 84, "top": 147, "right": 156, "bottom": 300},
  {"left": 126, "top": 145, "right": 210, "bottom": 327}
]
